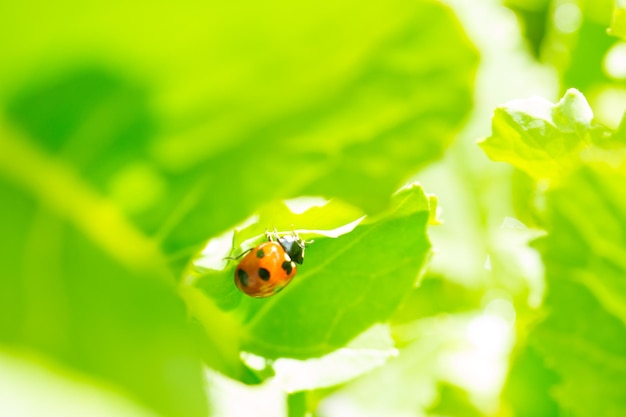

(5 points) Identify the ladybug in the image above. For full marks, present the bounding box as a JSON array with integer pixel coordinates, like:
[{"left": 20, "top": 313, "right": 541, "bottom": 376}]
[{"left": 233, "top": 230, "right": 309, "bottom": 298}]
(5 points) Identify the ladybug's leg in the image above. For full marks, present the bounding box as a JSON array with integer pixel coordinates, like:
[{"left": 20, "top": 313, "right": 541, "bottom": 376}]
[
  {"left": 223, "top": 247, "right": 253, "bottom": 261},
  {"left": 291, "top": 230, "right": 304, "bottom": 249},
  {"left": 266, "top": 227, "right": 285, "bottom": 242},
  {"left": 265, "top": 228, "right": 276, "bottom": 242},
  {"left": 291, "top": 230, "right": 313, "bottom": 248}
]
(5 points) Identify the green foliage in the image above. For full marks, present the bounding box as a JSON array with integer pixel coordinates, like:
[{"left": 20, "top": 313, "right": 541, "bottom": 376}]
[
  {"left": 502, "top": 346, "right": 560, "bottom": 417},
  {"left": 391, "top": 274, "right": 483, "bottom": 325},
  {"left": 287, "top": 391, "right": 307, "bottom": 417},
  {"left": 532, "top": 164, "right": 626, "bottom": 417},
  {"left": 426, "top": 383, "right": 483, "bottom": 417},
  {"left": 0, "top": 0, "right": 477, "bottom": 416},
  {"left": 503, "top": 0, "right": 551, "bottom": 58},
  {"left": 506, "top": 0, "right": 624, "bottom": 128},
  {"left": 3, "top": 0, "right": 626, "bottom": 416},
  {"left": 0, "top": 122, "right": 208, "bottom": 417},
  {"left": 479, "top": 89, "right": 612, "bottom": 182},
  {"left": 533, "top": 280, "right": 626, "bottom": 417},
  {"left": 562, "top": 0, "right": 616, "bottom": 94},
  {"left": 483, "top": 89, "right": 626, "bottom": 417}
]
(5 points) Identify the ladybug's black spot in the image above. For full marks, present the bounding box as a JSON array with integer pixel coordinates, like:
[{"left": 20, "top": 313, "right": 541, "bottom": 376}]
[
  {"left": 281, "top": 261, "right": 293, "bottom": 275},
  {"left": 256, "top": 249, "right": 264, "bottom": 258},
  {"left": 237, "top": 268, "right": 249, "bottom": 286},
  {"left": 258, "top": 267, "right": 271, "bottom": 281}
]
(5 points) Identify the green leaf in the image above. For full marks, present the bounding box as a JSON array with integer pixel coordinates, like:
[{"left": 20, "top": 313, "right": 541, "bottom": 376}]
[
  {"left": 544, "top": 164, "right": 626, "bottom": 323},
  {"left": 241, "top": 186, "right": 431, "bottom": 360},
  {"left": 481, "top": 88, "right": 626, "bottom": 417},
  {"left": 502, "top": 346, "right": 560, "bottom": 417},
  {"left": 609, "top": 0, "right": 626, "bottom": 40},
  {"left": 529, "top": 163, "right": 626, "bottom": 417},
  {"left": 181, "top": 284, "right": 259, "bottom": 384},
  {"left": 265, "top": 324, "right": 397, "bottom": 392},
  {"left": 426, "top": 383, "right": 483, "bottom": 417},
  {"left": 287, "top": 391, "right": 308, "bottom": 417},
  {"left": 503, "top": 0, "right": 551, "bottom": 59},
  {"left": 614, "top": 115, "right": 626, "bottom": 143},
  {"left": 479, "top": 89, "right": 613, "bottom": 182},
  {"left": 315, "top": 314, "right": 463, "bottom": 416},
  {"left": 532, "top": 280, "right": 626, "bottom": 417},
  {"left": 157, "top": 0, "right": 477, "bottom": 256},
  {"left": 1, "top": 350, "right": 182, "bottom": 417},
  {"left": 0, "top": 179, "right": 207, "bottom": 417},
  {"left": 560, "top": 1, "right": 617, "bottom": 94},
  {"left": 197, "top": 185, "right": 432, "bottom": 360},
  {"left": 390, "top": 274, "right": 483, "bottom": 324},
  {"left": 0, "top": 0, "right": 477, "bottom": 271}
]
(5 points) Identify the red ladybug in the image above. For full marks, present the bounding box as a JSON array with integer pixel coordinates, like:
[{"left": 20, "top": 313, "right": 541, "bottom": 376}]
[{"left": 233, "top": 231, "right": 309, "bottom": 298}]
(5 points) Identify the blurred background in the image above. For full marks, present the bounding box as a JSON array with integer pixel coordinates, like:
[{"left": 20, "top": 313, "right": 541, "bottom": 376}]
[{"left": 1, "top": 0, "right": 625, "bottom": 416}]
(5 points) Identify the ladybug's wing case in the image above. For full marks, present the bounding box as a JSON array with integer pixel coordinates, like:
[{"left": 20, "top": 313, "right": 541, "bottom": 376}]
[{"left": 234, "top": 242, "right": 297, "bottom": 298}]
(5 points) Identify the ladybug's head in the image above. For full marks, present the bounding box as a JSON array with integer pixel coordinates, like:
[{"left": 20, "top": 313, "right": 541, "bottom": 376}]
[{"left": 277, "top": 234, "right": 306, "bottom": 265}]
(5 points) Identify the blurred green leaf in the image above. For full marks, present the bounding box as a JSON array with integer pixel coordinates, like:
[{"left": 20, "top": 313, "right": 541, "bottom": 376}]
[
  {"left": 0, "top": 0, "right": 478, "bottom": 271},
  {"left": 391, "top": 275, "right": 483, "bottom": 325},
  {"left": 182, "top": 284, "right": 259, "bottom": 384},
  {"left": 426, "top": 383, "right": 483, "bottom": 417},
  {"left": 531, "top": 164, "right": 626, "bottom": 416},
  {"left": 609, "top": 0, "right": 626, "bottom": 40},
  {"left": 287, "top": 391, "right": 307, "bottom": 417},
  {"left": 532, "top": 0, "right": 626, "bottom": 128},
  {"left": 615, "top": 115, "right": 626, "bottom": 142},
  {"left": 562, "top": 0, "right": 617, "bottom": 93},
  {"left": 481, "top": 89, "right": 626, "bottom": 417},
  {"left": 479, "top": 89, "right": 613, "bottom": 182},
  {"left": 542, "top": 164, "right": 626, "bottom": 323},
  {"left": 0, "top": 179, "right": 207, "bottom": 417},
  {"left": 263, "top": 324, "right": 396, "bottom": 393},
  {"left": 526, "top": 0, "right": 619, "bottom": 100},
  {"left": 314, "top": 314, "right": 465, "bottom": 417},
  {"left": 504, "top": 0, "right": 551, "bottom": 59},
  {"left": 502, "top": 345, "right": 560, "bottom": 417},
  {"left": 153, "top": 0, "right": 477, "bottom": 257},
  {"left": 196, "top": 185, "right": 432, "bottom": 360},
  {"left": 532, "top": 279, "right": 626, "bottom": 417}
]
